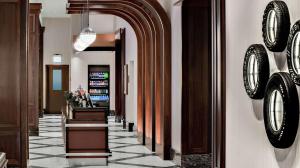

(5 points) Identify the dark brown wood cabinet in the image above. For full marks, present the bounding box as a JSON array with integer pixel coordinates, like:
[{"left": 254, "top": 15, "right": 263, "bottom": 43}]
[
  {"left": 28, "top": 3, "right": 42, "bottom": 136},
  {"left": 0, "top": 1, "right": 28, "bottom": 167}
]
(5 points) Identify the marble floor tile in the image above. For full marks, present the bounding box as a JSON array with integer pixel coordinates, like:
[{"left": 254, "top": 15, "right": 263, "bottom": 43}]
[{"left": 29, "top": 115, "right": 177, "bottom": 168}]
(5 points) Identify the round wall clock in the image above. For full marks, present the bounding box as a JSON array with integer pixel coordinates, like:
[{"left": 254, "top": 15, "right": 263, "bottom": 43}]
[
  {"left": 287, "top": 20, "right": 300, "bottom": 85},
  {"left": 243, "top": 44, "right": 270, "bottom": 99},
  {"left": 262, "top": 1, "right": 290, "bottom": 52},
  {"left": 264, "top": 72, "right": 299, "bottom": 148}
]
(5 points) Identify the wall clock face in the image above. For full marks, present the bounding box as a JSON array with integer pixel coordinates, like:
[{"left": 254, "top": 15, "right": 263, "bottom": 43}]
[
  {"left": 262, "top": 1, "right": 290, "bottom": 52},
  {"left": 264, "top": 72, "right": 299, "bottom": 148},
  {"left": 287, "top": 21, "right": 300, "bottom": 85},
  {"left": 266, "top": 10, "right": 277, "bottom": 44},
  {"left": 268, "top": 90, "right": 284, "bottom": 132},
  {"left": 243, "top": 44, "right": 269, "bottom": 99}
]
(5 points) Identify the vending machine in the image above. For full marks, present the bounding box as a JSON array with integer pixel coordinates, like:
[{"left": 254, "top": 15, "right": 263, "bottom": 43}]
[{"left": 88, "top": 65, "right": 110, "bottom": 108}]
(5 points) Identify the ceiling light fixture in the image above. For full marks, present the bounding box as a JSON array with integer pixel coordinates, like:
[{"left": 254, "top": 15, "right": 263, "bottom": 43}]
[{"left": 73, "top": 0, "right": 96, "bottom": 51}]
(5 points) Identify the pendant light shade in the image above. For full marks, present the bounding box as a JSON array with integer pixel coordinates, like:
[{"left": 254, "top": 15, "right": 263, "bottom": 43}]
[
  {"left": 74, "top": 37, "right": 88, "bottom": 51},
  {"left": 79, "top": 27, "right": 96, "bottom": 46},
  {"left": 73, "top": 28, "right": 96, "bottom": 52},
  {"left": 73, "top": 0, "right": 96, "bottom": 52}
]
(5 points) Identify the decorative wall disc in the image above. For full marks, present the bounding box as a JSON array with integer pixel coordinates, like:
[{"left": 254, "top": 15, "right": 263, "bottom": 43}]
[
  {"left": 243, "top": 44, "right": 270, "bottom": 99},
  {"left": 262, "top": 1, "right": 290, "bottom": 52},
  {"left": 287, "top": 20, "right": 300, "bottom": 85},
  {"left": 264, "top": 72, "right": 299, "bottom": 148}
]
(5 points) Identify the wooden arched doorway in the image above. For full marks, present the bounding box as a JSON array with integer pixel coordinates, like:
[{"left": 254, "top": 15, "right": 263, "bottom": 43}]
[{"left": 67, "top": 0, "right": 172, "bottom": 160}]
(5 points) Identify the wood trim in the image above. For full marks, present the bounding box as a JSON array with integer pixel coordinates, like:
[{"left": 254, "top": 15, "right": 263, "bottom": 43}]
[
  {"left": 29, "top": 3, "right": 41, "bottom": 12},
  {"left": 39, "top": 26, "right": 45, "bottom": 118},
  {"left": 28, "top": 3, "right": 42, "bottom": 136},
  {"left": 21, "top": 0, "right": 28, "bottom": 167},
  {"left": 120, "top": 28, "right": 126, "bottom": 128},
  {"left": 0, "top": 0, "right": 19, "bottom": 3},
  {"left": 114, "top": 28, "right": 125, "bottom": 126},
  {"left": 67, "top": 0, "right": 172, "bottom": 159},
  {"left": 212, "top": 0, "right": 226, "bottom": 167},
  {"left": 84, "top": 46, "right": 115, "bottom": 51}
]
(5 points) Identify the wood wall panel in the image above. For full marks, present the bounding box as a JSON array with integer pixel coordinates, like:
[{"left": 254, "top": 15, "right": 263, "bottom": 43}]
[
  {"left": 28, "top": 3, "right": 41, "bottom": 135},
  {"left": 212, "top": 0, "right": 226, "bottom": 166},
  {"left": 0, "top": 1, "right": 27, "bottom": 167},
  {"left": 182, "top": 0, "right": 212, "bottom": 154}
]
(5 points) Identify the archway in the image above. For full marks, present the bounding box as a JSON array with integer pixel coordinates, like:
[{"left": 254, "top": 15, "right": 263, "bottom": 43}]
[{"left": 67, "top": 0, "right": 172, "bottom": 159}]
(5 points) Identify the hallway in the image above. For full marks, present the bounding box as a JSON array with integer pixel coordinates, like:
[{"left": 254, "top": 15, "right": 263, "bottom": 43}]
[{"left": 29, "top": 115, "right": 177, "bottom": 168}]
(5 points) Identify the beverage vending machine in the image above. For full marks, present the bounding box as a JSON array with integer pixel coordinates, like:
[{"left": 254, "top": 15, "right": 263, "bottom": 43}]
[{"left": 88, "top": 65, "right": 110, "bottom": 108}]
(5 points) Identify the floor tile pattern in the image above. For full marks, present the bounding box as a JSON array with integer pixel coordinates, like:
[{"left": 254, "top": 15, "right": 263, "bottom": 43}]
[{"left": 29, "top": 115, "right": 177, "bottom": 168}]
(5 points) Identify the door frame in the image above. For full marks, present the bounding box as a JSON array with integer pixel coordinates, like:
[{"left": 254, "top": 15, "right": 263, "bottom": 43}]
[
  {"left": 212, "top": 0, "right": 226, "bottom": 167},
  {"left": 45, "top": 64, "right": 69, "bottom": 114}
]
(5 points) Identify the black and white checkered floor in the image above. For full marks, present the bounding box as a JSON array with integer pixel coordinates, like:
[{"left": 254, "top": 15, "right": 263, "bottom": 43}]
[{"left": 29, "top": 115, "right": 177, "bottom": 168}]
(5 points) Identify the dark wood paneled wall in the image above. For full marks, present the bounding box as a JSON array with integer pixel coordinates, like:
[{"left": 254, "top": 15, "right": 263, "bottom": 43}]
[
  {"left": 212, "top": 0, "right": 226, "bottom": 167},
  {"left": 0, "top": 0, "right": 28, "bottom": 167},
  {"left": 182, "top": 0, "right": 212, "bottom": 155},
  {"left": 28, "top": 3, "right": 42, "bottom": 135}
]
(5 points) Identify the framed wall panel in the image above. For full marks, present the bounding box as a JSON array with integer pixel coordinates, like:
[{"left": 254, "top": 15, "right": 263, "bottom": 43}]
[{"left": 0, "top": 0, "right": 28, "bottom": 167}]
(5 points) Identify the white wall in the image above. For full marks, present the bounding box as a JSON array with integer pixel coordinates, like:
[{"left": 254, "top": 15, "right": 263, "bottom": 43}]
[
  {"left": 71, "top": 51, "right": 116, "bottom": 110},
  {"left": 158, "top": 0, "right": 183, "bottom": 154},
  {"left": 43, "top": 17, "right": 72, "bottom": 108},
  {"left": 70, "top": 14, "right": 117, "bottom": 110},
  {"left": 115, "top": 17, "right": 138, "bottom": 126},
  {"left": 227, "top": 0, "right": 300, "bottom": 168}
]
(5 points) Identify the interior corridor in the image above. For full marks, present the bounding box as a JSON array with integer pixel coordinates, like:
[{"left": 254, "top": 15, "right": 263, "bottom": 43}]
[{"left": 29, "top": 115, "right": 177, "bottom": 168}]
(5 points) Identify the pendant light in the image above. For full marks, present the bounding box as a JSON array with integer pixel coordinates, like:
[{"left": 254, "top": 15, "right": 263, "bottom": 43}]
[
  {"left": 79, "top": 0, "right": 96, "bottom": 46},
  {"left": 73, "top": 0, "right": 96, "bottom": 51},
  {"left": 74, "top": 38, "right": 88, "bottom": 51},
  {"left": 74, "top": 11, "right": 88, "bottom": 51},
  {"left": 79, "top": 27, "right": 96, "bottom": 46}
]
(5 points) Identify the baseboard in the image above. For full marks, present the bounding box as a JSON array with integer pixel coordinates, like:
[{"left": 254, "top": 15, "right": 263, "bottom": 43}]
[{"left": 29, "top": 128, "right": 39, "bottom": 136}]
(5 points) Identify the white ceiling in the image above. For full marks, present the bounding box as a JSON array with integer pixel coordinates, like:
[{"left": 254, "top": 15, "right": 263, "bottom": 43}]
[{"left": 30, "top": 0, "right": 117, "bottom": 34}]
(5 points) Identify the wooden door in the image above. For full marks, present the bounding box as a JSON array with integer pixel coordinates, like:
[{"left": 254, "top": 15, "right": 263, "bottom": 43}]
[{"left": 46, "top": 65, "right": 69, "bottom": 114}]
